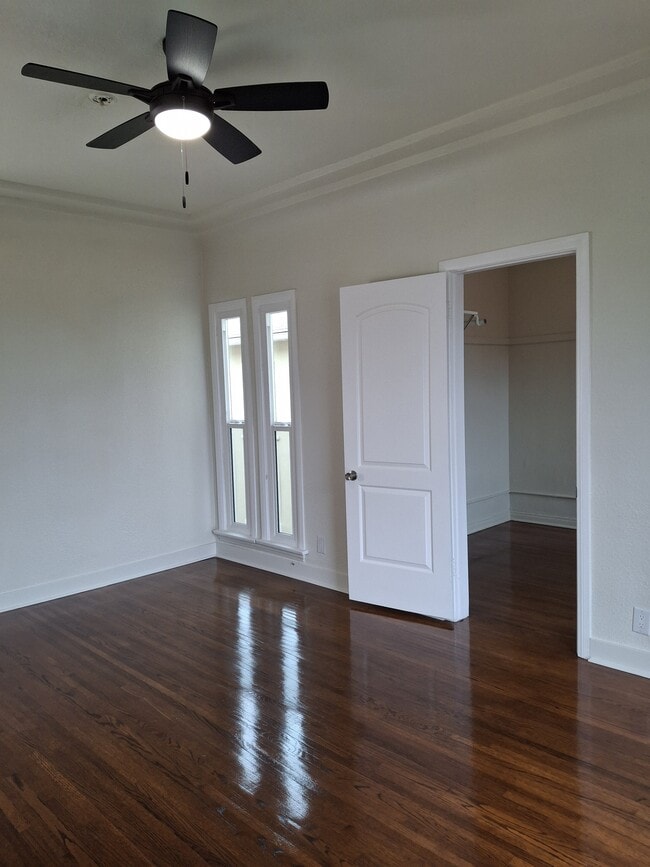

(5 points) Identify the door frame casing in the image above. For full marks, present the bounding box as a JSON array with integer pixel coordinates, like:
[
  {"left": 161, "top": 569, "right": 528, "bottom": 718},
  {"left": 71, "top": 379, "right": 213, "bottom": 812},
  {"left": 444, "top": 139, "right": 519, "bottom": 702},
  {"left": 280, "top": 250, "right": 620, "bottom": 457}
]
[{"left": 440, "top": 233, "right": 591, "bottom": 659}]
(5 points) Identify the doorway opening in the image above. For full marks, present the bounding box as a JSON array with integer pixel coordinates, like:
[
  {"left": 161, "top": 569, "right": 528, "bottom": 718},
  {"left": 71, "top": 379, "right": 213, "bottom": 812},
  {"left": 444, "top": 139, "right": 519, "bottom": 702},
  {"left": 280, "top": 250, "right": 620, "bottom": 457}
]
[
  {"left": 464, "top": 257, "right": 577, "bottom": 649},
  {"left": 441, "top": 235, "right": 591, "bottom": 658}
]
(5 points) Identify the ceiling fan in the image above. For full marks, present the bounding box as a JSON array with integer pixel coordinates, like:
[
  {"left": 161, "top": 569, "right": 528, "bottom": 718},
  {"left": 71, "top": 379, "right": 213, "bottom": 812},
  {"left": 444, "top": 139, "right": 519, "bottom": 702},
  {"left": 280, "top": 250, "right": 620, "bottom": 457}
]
[{"left": 21, "top": 9, "right": 329, "bottom": 164}]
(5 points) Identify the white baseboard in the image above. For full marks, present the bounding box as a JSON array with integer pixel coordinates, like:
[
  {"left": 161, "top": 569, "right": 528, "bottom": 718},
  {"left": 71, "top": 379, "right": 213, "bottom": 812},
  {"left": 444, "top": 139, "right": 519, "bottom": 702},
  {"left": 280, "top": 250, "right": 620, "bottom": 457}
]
[
  {"left": 510, "top": 511, "right": 577, "bottom": 529},
  {"left": 509, "top": 492, "right": 576, "bottom": 529},
  {"left": 467, "top": 491, "right": 510, "bottom": 534},
  {"left": 215, "top": 539, "right": 348, "bottom": 594},
  {"left": 0, "top": 542, "right": 217, "bottom": 614},
  {"left": 467, "top": 491, "right": 577, "bottom": 532},
  {"left": 588, "top": 638, "right": 650, "bottom": 680}
]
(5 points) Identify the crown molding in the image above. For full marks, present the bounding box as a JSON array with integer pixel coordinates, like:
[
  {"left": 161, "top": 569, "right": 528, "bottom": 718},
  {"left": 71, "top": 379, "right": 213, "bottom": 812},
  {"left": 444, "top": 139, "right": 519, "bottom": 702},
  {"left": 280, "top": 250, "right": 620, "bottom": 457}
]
[
  {"left": 3, "top": 48, "right": 650, "bottom": 235},
  {"left": 0, "top": 178, "right": 193, "bottom": 233},
  {"left": 194, "top": 47, "right": 650, "bottom": 234}
]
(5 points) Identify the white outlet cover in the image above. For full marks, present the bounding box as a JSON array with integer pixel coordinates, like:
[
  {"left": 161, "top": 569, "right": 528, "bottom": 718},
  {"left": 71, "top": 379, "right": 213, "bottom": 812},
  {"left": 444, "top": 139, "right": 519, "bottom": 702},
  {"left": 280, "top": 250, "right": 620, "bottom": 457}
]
[{"left": 632, "top": 606, "right": 650, "bottom": 635}]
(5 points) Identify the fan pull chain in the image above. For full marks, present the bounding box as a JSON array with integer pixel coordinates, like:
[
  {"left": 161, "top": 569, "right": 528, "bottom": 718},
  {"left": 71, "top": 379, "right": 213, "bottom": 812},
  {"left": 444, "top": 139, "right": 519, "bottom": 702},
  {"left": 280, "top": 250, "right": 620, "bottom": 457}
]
[{"left": 180, "top": 141, "right": 190, "bottom": 209}]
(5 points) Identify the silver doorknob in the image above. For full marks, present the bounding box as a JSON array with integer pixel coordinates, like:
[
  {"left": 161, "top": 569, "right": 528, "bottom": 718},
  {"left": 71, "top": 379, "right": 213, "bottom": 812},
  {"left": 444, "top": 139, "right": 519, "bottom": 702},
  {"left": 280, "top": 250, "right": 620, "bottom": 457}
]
[{"left": 345, "top": 470, "right": 358, "bottom": 481}]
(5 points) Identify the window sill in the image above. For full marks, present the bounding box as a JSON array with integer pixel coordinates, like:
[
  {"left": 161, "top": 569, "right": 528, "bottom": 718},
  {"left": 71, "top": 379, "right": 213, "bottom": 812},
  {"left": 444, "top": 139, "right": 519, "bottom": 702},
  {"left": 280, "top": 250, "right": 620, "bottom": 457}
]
[{"left": 212, "top": 530, "right": 309, "bottom": 562}]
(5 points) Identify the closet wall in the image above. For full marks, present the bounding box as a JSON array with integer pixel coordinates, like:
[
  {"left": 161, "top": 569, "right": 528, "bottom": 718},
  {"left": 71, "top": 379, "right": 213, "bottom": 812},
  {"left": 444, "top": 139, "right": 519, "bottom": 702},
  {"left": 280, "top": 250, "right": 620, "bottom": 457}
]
[
  {"left": 464, "top": 257, "right": 576, "bottom": 533},
  {"left": 463, "top": 269, "right": 511, "bottom": 531}
]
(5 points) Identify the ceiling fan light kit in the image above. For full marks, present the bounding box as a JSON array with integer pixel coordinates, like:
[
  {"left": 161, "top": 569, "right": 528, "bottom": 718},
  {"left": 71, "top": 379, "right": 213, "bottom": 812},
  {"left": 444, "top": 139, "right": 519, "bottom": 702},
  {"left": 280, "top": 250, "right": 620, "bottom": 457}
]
[
  {"left": 152, "top": 91, "right": 213, "bottom": 140},
  {"left": 155, "top": 108, "right": 210, "bottom": 140},
  {"left": 21, "top": 8, "right": 329, "bottom": 168}
]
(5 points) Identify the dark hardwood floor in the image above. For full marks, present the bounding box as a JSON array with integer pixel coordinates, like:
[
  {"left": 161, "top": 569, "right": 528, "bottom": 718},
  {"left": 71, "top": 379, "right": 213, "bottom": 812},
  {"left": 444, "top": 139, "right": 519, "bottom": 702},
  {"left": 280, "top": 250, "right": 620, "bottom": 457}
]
[{"left": 0, "top": 522, "right": 648, "bottom": 865}]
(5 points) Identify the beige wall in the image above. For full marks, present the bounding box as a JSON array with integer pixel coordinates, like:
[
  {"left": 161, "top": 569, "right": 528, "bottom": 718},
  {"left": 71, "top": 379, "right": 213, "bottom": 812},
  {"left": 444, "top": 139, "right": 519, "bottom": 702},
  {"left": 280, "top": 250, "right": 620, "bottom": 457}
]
[
  {"left": 0, "top": 204, "right": 214, "bottom": 609},
  {"left": 464, "top": 258, "right": 576, "bottom": 531},
  {"left": 464, "top": 268, "right": 510, "bottom": 531},
  {"left": 508, "top": 258, "right": 576, "bottom": 522},
  {"left": 203, "top": 88, "right": 650, "bottom": 670},
  {"left": 508, "top": 257, "right": 576, "bottom": 337}
]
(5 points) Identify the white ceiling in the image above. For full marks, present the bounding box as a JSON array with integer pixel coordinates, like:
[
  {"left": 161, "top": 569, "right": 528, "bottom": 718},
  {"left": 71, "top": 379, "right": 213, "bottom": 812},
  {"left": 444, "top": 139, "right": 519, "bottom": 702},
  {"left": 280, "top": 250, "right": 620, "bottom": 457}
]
[{"left": 2, "top": 0, "right": 650, "bottom": 228}]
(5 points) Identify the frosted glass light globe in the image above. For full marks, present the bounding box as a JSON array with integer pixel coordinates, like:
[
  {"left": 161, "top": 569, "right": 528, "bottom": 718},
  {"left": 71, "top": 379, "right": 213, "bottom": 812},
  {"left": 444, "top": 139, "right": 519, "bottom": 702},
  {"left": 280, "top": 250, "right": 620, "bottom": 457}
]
[{"left": 154, "top": 108, "right": 211, "bottom": 140}]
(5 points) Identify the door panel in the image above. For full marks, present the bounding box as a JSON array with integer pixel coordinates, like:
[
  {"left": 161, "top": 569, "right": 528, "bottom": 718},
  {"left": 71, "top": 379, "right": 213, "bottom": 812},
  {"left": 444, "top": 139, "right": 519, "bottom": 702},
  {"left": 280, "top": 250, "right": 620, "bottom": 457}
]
[
  {"left": 362, "top": 487, "right": 432, "bottom": 567},
  {"left": 340, "top": 273, "right": 457, "bottom": 619},
  {"left": 359, "top": 307, "right": 430, "bottom": 466}
]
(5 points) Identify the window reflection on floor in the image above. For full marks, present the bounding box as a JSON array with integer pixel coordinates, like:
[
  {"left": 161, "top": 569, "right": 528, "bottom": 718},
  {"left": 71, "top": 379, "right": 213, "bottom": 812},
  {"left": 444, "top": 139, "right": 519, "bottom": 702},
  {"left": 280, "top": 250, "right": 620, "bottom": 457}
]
[
  {"left": 234, "top": 594, "right": 311, "bottom": 820},
  {"left": 280, "top": 606, "right": 308, "bottom": 821},
  {"left": 236, "top": 593, "right": 261, "bottom": 792}
]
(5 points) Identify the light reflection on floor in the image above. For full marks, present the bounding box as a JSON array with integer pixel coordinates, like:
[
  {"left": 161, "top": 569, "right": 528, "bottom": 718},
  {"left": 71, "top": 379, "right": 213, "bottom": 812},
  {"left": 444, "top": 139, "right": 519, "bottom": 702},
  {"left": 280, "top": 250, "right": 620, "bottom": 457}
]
[
  {"left": 234, "top": 593, "right": 311, "bottom": 820},
  {"left": 280, "top": 606, "right": 308, "bottom": 821},
  {"left": 236, "top": 592, "right": 261, "bottom": 793}
]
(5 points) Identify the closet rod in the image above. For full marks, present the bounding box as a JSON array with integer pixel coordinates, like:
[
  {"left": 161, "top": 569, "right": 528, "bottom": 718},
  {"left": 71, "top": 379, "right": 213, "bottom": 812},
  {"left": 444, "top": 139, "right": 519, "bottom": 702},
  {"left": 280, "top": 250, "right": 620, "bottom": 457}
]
[{"left": 464, "top": 310, "right": 487, "bottom": 329}]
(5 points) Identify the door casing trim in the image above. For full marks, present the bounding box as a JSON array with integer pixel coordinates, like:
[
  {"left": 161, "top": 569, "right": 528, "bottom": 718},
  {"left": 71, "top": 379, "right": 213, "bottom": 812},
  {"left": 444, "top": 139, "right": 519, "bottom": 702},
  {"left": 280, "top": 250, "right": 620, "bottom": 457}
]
[{"left": 440, "top": 234, "right": 591, "bottom": 659}]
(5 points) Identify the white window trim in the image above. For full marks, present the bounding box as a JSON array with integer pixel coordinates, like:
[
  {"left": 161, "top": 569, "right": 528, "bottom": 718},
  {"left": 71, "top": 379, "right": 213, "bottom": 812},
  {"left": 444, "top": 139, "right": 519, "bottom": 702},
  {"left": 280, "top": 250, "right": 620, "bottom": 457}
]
[
  {"left": 251, "top": 289, "right": 307, "bottom": 554},
  {"left": 208, "top": 290, "right": 307, "bottom": 559},
  {"left": 211, "top": 531, "right": 308, "bottom": 562},
  {"left": 208, "top": 298, "right": 258, "bottom": 540}
]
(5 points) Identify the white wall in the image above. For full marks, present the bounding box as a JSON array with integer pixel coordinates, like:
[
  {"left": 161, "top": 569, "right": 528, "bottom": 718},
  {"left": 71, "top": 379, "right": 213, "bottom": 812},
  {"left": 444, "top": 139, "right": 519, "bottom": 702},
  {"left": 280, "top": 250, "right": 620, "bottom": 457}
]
[
  {"left": 0, "top": 203, "right": 215, "bottom": 611},
  {"left": 202, "top": 89, "right": 650, "bottom": 675}
]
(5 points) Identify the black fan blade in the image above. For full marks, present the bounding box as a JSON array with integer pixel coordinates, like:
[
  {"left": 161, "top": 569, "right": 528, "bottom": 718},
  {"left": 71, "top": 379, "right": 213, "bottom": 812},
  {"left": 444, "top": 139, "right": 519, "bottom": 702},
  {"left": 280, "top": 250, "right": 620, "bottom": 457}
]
[
  {"left": 203, "top": 115, "right": 261, "bottom": 164},
  {"left": 213, "top": 82, "right": 329, "bottom": 111},
  {"left": 21, "top": 63, "right": 151, "bottom": 102},
  {"left": 87, "top": 113, "right": 154, "bottom": 149},
  {"left": 165, "top": 10, "right": 217, "bottom": 85}
]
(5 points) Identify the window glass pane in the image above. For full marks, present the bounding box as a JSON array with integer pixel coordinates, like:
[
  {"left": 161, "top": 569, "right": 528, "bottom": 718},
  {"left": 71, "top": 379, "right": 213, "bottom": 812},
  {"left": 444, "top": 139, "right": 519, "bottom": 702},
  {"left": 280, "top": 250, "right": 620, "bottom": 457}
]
[
  {"left": 223, "top": 317, "right": 245, "bottom": 422},
  {"left": 274, "top": 430, "right": 293, "bottom": 535},
  {"left": 230, "top": 426, "right": 247, "bottom": 525},
  {"left": 268, "top": 311, "right": 291, "bottom": 424}
]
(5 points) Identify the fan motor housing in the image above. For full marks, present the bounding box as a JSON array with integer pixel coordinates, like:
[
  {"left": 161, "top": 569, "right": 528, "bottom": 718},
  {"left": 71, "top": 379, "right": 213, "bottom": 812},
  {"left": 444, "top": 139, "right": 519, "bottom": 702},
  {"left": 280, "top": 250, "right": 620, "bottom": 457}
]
[{"left": 149, "top": 82, "right": 214, "bottom": 125}]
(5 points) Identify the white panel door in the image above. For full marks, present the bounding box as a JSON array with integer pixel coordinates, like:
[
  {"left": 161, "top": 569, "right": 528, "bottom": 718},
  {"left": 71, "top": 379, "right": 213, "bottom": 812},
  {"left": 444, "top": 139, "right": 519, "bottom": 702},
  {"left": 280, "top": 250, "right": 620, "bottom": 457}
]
[{"left": 340, "top": 273, "right": 465, "bottom": 620}]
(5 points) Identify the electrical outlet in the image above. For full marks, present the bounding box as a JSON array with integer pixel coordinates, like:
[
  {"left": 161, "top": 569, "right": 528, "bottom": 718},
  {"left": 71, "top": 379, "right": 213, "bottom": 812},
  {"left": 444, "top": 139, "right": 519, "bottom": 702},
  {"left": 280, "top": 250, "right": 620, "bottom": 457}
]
[
  {"left": 632, "top": 607, "right": 650, "bottom": 636},
  {"left": 316, "top": 535, "right": 326, "bottom": 555}
]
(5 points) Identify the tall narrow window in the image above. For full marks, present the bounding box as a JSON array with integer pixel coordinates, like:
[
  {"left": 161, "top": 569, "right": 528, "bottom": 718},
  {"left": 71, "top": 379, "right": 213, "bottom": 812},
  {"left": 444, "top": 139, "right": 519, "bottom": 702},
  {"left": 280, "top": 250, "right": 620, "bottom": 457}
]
[
  {"left": 222, "top": 317, "right": 247, "bottom": 525},
  {"left": 252, "top": 292, "right": 304, "bottom": 551},
  {"left": 209, "top": 290, "right": 306, "bottom": 558},
  {"left": 209, "top": 299, "right": 255, "bottom": 539},
  {"left": 267, "top": 311, "right": 293, "bottom": 536}
]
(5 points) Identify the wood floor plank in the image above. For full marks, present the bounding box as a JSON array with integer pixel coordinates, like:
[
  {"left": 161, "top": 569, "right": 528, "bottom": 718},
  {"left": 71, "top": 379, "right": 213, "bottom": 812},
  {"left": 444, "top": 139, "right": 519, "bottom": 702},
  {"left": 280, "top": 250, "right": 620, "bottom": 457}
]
[{"left": 0, "top": 522, "right": 649, "bottom": 864}]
